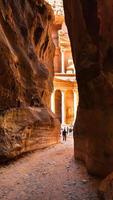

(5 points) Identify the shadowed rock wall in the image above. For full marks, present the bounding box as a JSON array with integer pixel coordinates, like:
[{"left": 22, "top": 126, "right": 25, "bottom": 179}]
[
  {"left": 0, "top": 0, "right": 60, "bottom": 160},
  {"left": 63, "top": 0, "right": 113, "bottom": 177}
]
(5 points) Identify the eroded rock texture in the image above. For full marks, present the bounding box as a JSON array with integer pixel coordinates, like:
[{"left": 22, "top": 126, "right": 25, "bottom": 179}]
[
  {"left": 99, "top": 172, "right": 113, "bottom": 200},
  {"left": 63, "top": 0, "right": 113, "bottom": 177},
  {"left": 0, "top": 0, "right": 60, "bottom": 159}
]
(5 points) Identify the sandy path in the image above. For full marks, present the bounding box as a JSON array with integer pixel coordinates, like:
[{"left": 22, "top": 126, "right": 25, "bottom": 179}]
[{"left": 0, "top": 136, "right": 100, "bottom": 200}]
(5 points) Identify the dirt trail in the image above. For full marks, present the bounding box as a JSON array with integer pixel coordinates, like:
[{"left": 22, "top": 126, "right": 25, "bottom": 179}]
[{"left": 0, "top": 136, "right": 100, "bottom": 200}]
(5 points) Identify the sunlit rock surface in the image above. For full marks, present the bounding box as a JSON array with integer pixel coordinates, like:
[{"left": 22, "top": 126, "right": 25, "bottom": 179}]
[
  {"left": 63, "top": 0, "right": 113, "bottom": 177},
  {"left": 0, "top": 0, "right": 60, "bottom": 159},
  {"left": 0, "top": 107, "right": 60, "bottom": 159}
]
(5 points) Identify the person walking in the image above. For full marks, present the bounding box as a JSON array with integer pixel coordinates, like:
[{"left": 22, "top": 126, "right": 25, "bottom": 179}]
[{"left": 62, "top": 128, "right": 67, "bottom": 141}]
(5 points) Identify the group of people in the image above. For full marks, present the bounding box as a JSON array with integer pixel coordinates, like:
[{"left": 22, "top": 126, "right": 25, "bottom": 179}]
[{"left": 61, "top": 126, "right": 73, "bottom": 141}]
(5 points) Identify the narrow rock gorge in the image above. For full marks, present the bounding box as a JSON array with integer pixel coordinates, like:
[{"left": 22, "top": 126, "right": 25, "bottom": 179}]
[
  {"left": 63, "top": 0, "right": 113, "bottom": 178},
  {"left": 0, "top": 0, "right": 60, "bottom": 160},
  {"left": 1, "top": 0, "right": 113, "bottom": 199}
]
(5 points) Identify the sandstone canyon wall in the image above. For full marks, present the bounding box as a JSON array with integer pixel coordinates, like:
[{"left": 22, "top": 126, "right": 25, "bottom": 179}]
[
  {"left": 63, "top": 0, "right": 113, "bottom": 177},
  {"left": 0, "top": 0, "right": 60, "bottom": 160}
]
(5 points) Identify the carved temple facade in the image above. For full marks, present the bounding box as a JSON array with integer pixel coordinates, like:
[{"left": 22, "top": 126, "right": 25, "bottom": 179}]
[{"left": 48, "top": 3, "right": 78, "bottom": 125}]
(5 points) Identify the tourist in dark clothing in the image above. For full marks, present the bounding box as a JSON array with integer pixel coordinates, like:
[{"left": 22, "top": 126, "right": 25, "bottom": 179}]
[{"left": 62, "top": 128, "right": 67, "bottom": 141}]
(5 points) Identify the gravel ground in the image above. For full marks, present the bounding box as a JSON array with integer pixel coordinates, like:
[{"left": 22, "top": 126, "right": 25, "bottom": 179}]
[{"left": 0, "top": 136, "right": 100, "bottom": 200}]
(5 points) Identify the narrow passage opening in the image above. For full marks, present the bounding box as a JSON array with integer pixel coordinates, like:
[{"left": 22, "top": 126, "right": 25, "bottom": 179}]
[{"left": 46, "top": 0, "right": 78, "bottom": 139}]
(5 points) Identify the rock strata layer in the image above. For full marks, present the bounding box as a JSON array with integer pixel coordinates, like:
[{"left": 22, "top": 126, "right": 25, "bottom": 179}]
[
  {"left": 0, "top": 107, "right": 60, "bottom": 159},
  {"left": 0, "top": 0, "right": 60, "bottom": 159}
]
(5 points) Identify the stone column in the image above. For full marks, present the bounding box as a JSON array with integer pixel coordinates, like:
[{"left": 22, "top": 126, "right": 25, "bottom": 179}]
[
  {"left": 54, "top": 47, "right": 61, "bottom": 73},
  {"left": 73, "top": 90, "right": 77, "bottom": 122},
  {"left": 51, "top": 91, "right": 55, "bottom": 113},
  {"left": 61, "top": 50, "right": 65, "bottom": 73},
  {"left": 61, "top": 90, "right": 65, "bottom": 125}
]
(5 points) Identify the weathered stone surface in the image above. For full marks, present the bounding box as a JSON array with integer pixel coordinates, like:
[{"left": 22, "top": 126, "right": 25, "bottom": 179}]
[
  {"left": 99, "top": 172, "right": 113, "bottom": 200},
  {"left": 0, "top": 0, "right": 60, "bottom": 159},
  {"left": 63, "top": 0, "right": 113, "bottom": 177},
  {"left": 0, "top": 107, "right": 60, "bottom": 159}
]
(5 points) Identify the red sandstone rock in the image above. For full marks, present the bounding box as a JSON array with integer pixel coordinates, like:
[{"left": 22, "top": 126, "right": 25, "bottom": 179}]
[
  {"left": 0, "top": 0, "right": 60, "bottom": 159},
  {"left": 0, "top": 107, "right": 60, "bottom": 159},
  {"left": 63, "top": 0, "right": 113, "bottom": 177},
  {"left": 99, "top": 172, "right": 113, "bottom": 200}
]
